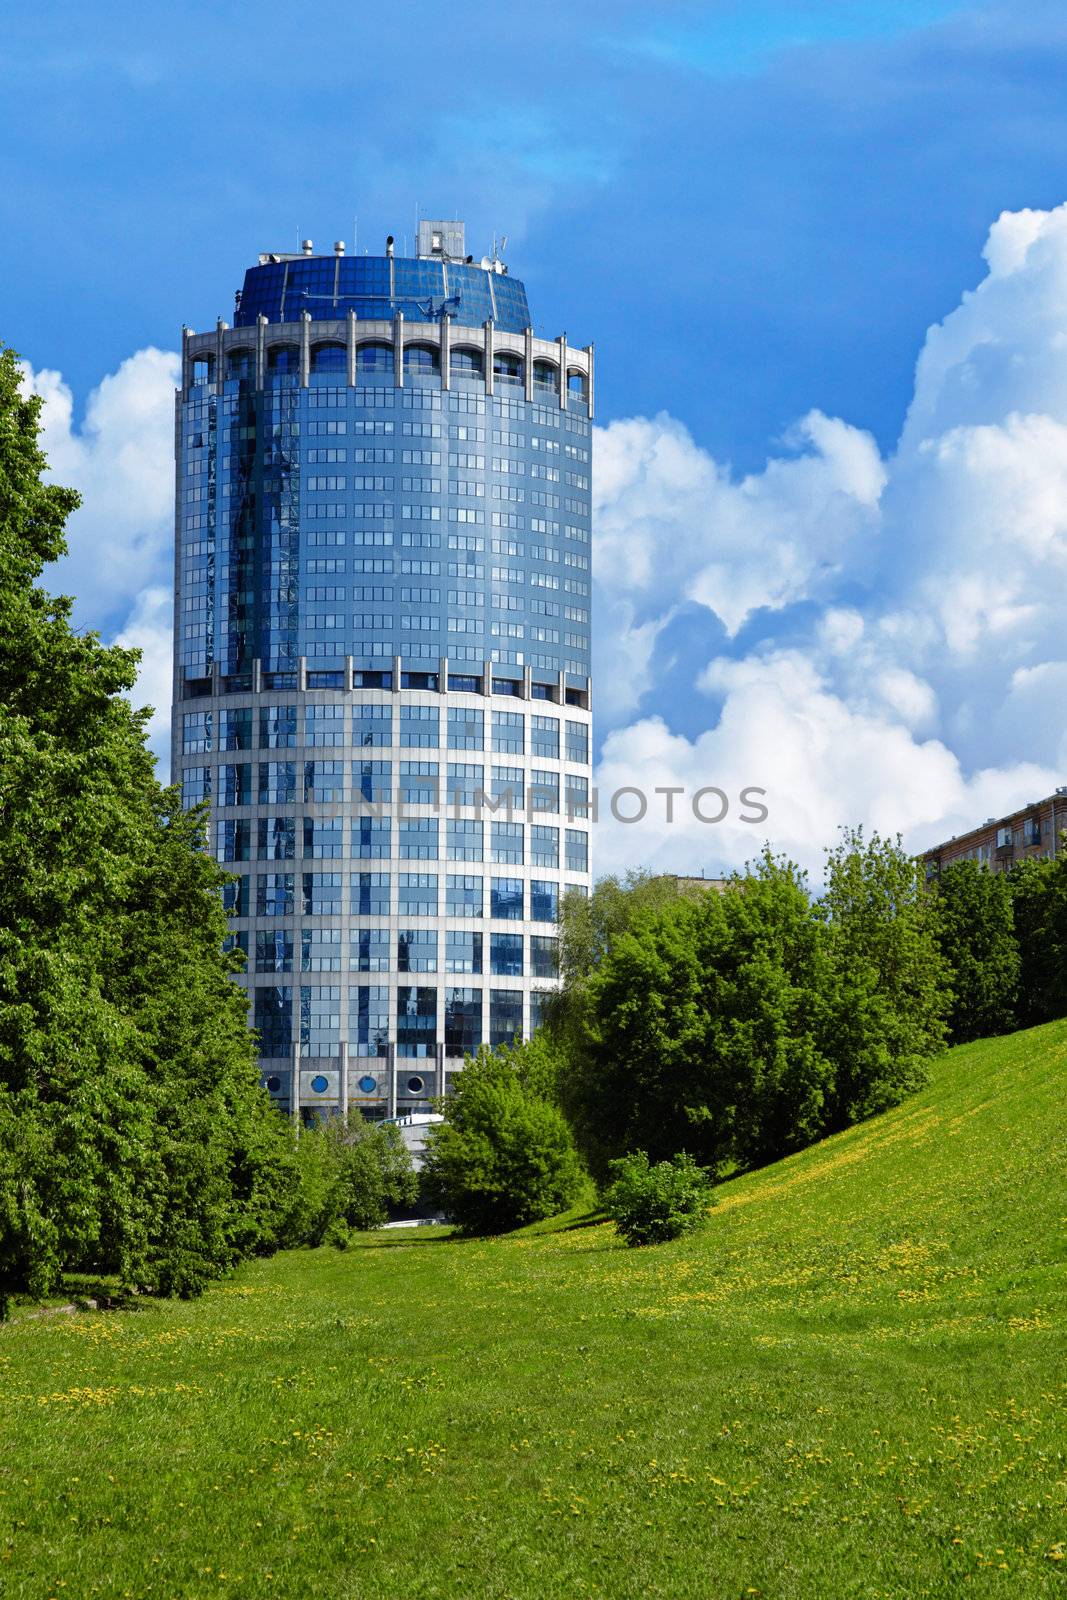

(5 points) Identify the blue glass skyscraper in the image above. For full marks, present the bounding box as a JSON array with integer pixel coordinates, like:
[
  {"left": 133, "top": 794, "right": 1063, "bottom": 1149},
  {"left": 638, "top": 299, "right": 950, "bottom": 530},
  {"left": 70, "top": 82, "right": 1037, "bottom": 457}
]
[{"left": 172, "top": 222, "right": 593, "bottom": 1118}]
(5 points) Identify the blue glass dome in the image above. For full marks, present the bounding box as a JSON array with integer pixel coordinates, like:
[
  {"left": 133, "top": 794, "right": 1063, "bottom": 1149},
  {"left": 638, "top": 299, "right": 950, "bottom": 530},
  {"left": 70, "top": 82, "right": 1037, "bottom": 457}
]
[{"left": 235, "top": 255, "right": 530, "bottom": 333}]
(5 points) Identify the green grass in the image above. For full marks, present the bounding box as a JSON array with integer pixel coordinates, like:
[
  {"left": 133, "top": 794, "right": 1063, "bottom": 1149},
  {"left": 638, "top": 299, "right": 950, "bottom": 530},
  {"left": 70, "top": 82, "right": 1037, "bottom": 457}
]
[{"left": 3, "top": 1024, "right": 1065, "bottom": 1599}]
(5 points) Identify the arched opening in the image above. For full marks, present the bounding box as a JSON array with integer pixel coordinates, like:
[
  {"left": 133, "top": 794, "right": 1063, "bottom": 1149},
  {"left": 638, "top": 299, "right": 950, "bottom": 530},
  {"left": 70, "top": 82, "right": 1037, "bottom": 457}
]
[
  {"left": 267, "top": 344, "right": 299, "bottom": 373},
  {"left": 493, "top": 350, "right": 523, "bottom": 387},
  {"left": 451, "top": 346, "right": 483, "bottom": 377},
  {"left": 567, "top": 368, "right": 588, "bottom": 400},
  {"left": 356, "top": 341, "right": 394, "bottom": 376},
  {"left": 404, "top": 343, "right": 440, "bottom": 376},
  {"left": 311, "top": 342, "right": 346, "bottom": 374},
  {"left": 190, "top": 354, "right": 214, "bottom": 385},
  {"left": 227, "top": 348, "right": 255, "bottom": 379},
  {"left": 532, "top": 358, "right": 558, "bottom": 394}
]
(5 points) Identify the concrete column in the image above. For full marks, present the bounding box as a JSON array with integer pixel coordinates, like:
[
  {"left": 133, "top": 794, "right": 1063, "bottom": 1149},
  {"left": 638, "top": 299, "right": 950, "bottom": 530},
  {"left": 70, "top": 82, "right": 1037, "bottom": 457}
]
[
  {"left": 292, "top": 1036, "right": 302, "bottom": 1129},
  {"left": 300, "top": 312, "right": 311, "bottom": 387},
  {"left": 481, "top": 658, "right": 493, "bottom": 696},
  {"left": 256, "top": 315, "right": 267, "bottom": 390},
  {"left": 297, "top": 655, "right": 307, "bottom": 692},
  {"left": 524, "top": 327, "right": 534, "bottom": 402},
  {"left": 557, "top": 334, "right": 567, "bottom": 410},
  {"left": 438, "top": 656, "right": 449, "bottom": 694},
  {"left": 521, "top": 665, "right": 532, "bottom": 700},
  {"left": 435, "top": 1042, "right": 444, "bottom": 1100},
  {"left": 394, "top": 311, "right": 404, "bottom": 388},
  {"left": 215, "top": 320, "right": 227, "bottom": 397},
  {"left": 440, "top": 315, "right": 451, "bottom": 391},
  {"left": 387, "top": 1042, "right": 397, "bottom": 1119},
  {"left": 484, "top": 321, "right": 494, "bottom": 395},
  {"left": 252, "top": 658, "right": 262, "bottom": 693},
  {"left": 339, "top": 1040, "right": 349, "bottom": 1128},
  {"left": 392, "top": 654, "right": 402, "bottom": 691},
  {"left": 181, "top": 327, "right": 192, "bottom": 395},
  {"left": 556, "top": 669, "right": 566, "bottom": 705},
  {"left": 210, "top": 661, "right": 221, "bottom": 695},
  {"left": 347, "top": 309, "right": 357, "bottom": 387},
  {"left": 344, "top": 655, "right": 355, "bottom": 693},
  {"left": 584, "top": 342, "right": 595, "bottom": 420}
]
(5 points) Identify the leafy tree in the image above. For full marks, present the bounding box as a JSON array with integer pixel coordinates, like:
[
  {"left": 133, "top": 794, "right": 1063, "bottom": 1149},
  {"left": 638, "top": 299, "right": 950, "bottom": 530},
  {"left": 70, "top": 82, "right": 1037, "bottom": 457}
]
[
  {"left": 0, "top": 341, "right": 290, "bottom": 1312},
  {"left": 282, "top": 1120, "right": 417, "bottom": 1248},
  {"left": 563, "top": 855, "right": 835, "bottom": 1179},
  {"left": 817, "top": 829, "right": 950, "bottom": 1131},
  {"left": 1009, "top": 854, "right": 1067, "bottom": 1028},
  {"left": 603, "top": 1152, "right": 713, "bottom": 1246},
  {"left": 421, "top": 1045, "right": 584, "bottom": 1234},
  {"left": 932, "top": 860, "right": 1019, "bottom": 1042}
]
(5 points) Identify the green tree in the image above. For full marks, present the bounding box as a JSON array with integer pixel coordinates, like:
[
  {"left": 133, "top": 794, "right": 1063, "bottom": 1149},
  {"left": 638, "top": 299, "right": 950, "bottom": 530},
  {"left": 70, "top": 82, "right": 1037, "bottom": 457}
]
[
  {"left": 932, "top": 860, "right": 1019, "bottom": 1042},
  {"left": 0, "top": 341, "right": 289, "bottom": 1312},
  {"left": 817, "top": 829, "right": 950, "bottom": 1131},
  {"left": 603, "top": 1151, "right": 714, "bottom": 1247},
  {"left": 282, "top": 1120, "right": 417, "bottom": 1248},
  {"left": 421, "top": 1045, "right": 584, "bottom": 1234},
  {"left": 1009, "top": 854, "right": 1067, "bottom": 1028}
]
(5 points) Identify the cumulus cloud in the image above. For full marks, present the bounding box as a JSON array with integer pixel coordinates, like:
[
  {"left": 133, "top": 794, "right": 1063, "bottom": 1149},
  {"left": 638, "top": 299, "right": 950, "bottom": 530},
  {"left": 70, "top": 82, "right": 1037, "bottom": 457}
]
[
  {"left": 592, "top": 202, "right": 1067, "bottom": 877},
  {"left": 20, "top": 348, "right": 178, "bottom": 769}
]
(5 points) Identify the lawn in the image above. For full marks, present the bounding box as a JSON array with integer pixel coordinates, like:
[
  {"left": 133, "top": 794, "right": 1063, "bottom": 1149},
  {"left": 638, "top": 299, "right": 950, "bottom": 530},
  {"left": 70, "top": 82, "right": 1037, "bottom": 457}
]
[{"left": 2, "top": 1022, "right": 1065, "bottom": 1598}]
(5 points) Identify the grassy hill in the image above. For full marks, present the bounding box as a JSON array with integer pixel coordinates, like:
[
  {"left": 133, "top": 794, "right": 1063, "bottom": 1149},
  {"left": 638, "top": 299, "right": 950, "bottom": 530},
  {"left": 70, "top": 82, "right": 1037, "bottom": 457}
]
[{"left": 2, "top": 1022, "right": 1065, "bottom": 1598}]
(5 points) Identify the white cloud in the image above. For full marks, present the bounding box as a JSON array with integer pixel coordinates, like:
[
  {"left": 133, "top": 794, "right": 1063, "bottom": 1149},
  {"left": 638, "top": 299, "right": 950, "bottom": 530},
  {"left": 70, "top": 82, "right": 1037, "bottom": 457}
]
[
  {"left": 20, "top": 348, "right": 178, "bottom": 771},
  {"left": 592, "top": 201, "right": 1067, "bottom": 876}
]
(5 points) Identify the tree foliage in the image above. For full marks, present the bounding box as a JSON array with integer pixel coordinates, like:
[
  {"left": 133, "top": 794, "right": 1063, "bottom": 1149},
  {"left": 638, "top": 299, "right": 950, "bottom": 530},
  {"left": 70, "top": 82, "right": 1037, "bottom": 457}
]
[
  {"left": 603, "top": 1152, "right": 713, "bottom": 1247},
  {"left": 0, "top": 342, "right": 292, "bottom": 1314},
  {"left": 281, "top": 1120, "right": 417, "bottom": 1248},
  {"left": 421, "top": 1043, "right": 584, "bottom": 1234},
  {"left": 932, "top": 860, "right": 1019, "bottom": 1043}
]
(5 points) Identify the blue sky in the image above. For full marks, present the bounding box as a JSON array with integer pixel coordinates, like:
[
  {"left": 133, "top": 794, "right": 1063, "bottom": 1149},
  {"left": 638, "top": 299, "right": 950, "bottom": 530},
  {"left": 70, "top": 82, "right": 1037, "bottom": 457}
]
[{"left": 7, "top": 1, "right": 1067, "bottom": 875}]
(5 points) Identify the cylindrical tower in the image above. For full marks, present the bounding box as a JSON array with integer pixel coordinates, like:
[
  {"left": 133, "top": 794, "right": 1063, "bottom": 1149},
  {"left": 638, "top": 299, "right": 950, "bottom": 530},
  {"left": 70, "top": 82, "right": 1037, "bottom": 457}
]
[{"left": 172, "top": 222, "right": 593, "bottom": 1119}]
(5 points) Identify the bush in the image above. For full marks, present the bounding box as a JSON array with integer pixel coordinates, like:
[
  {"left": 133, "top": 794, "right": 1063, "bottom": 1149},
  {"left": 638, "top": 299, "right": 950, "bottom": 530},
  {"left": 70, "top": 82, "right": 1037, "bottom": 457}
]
[
  {"left": 421, "top": 1045, "right": 584, "bottom": 1234},
  {"left": 282, "top": 1120, "right": 417, "bottom": 1248},
  {"left": 603, "top": 1151, "right": 713, "bottom": 1247}
]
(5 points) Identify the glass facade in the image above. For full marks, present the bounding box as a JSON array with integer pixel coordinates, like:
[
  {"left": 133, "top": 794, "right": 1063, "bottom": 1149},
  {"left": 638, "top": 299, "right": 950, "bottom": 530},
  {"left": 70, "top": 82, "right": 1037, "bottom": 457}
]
[{"left": 174, "top": 225, "right": 592, "bottom": 1114}]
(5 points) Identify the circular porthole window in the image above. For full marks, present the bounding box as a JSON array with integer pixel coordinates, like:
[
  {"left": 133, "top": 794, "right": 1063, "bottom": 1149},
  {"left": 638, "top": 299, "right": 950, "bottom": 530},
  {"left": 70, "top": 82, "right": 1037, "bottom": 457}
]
[
  {"left": 265, "top": 1075, "right": 281, "bottom": 1093},
  {"left": 310, "top": 1074, "right": 329, "bottom": 1094},
  {"left": 406, "top": 1075, "right": 425, "bottom": 1094},
  {"left": 358, "top": 1075, "right": 377, "bottom": 1094}
]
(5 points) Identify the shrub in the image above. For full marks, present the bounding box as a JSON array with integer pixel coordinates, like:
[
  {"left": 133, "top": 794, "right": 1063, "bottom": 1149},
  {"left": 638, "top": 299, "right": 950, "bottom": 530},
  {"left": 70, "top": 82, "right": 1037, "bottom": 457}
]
[
  {"left": 421, "top": 1045, "right": 584, "bottom": 1234},
  {"left": 603, "top": 1151, "right": 713, "bottom": 1247},
  {"left": 282, "top": 1121, "right": 417, "bottom": 1247}
]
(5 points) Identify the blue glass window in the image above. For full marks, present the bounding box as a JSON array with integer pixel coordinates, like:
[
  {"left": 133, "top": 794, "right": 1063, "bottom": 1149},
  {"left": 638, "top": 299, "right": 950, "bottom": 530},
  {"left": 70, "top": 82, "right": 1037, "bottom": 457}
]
[
  {"left": 565, "top": 774, "right": 590, "bottom": 819},
  {"left": 445, "top": 987, "right": 482, "bottom": 1057},
  {"left": 182, "top": 711, "right": 213, "bottom": 753},
  {"left": 300, "top": 985, "right": 340, "bottom": 1051},
  {"left": 446, "top": 930, "right": 483, "bottom": 974},
  {"left": 302, "top": 872, "right": 343, "bottom": 916},
  {"left": 447, "top": 818, "right": 483, "bottom": 861},
  {"left": 565, "top": 829, "right": 588, "bottom": 873},
  {"left": 222, "top": 875, "right": 246, "bottom": 917},
  {"left": 254, "top": 986, "right": 292, "bottom": 1056},
  {"left": 405, "top": 344, "right": 440, "bottom": 375},
  {"left": 219, "top": 709, "right": 253, "bottom": 751},
  {"left": 530, "top": 934, "right": 558, "bottom": 979},
  {"left": 260, "top": 704, "right": 297, "bottom": 748},
  {"left": 400, "top": 704, "right": 440, "bottom": 747},
  {"left": 451, "top": 347, "right": 483, "bottom": 377},
  {"left": 353, "top": 703, "right": 393, "bottom": 747},
  {"left": 352, "top": 871, "right": 390, "bottom": 916},
  {"left": 258, "top": 816, "right": 295, "bottom": 860},
  {"left": 258, "top": 761, "right": 296, "bottom": 804},
  {"left": 448, "top": 705, "right": 484, "bottom": 750},
  {"left": 396, "top": 986, "right": 437, "bottom": 1057},
  {"left": 400, "top": 816, "right": 439, "bottom": 859},
  {"left": 566, "top": 719, "right": 589, "bottom": 764},
  {"left": 304, "top": 760, "right": 345, "bottom": 803},
  {"left": 301, "top": 928, "right": 342, "bottom": 972},
  {"left": 217, "top": 763, "right": 250, "bottom": 806},
  {"left": 490, "top": 933, "right": 523, "bottom": 977},
  {"left": 529, "top": 770, "right": 559, "bottom": 813},
  {"left": 398, "top": 928, "right": 438, "bottom": 972},
  {"left": 447, "top": 762, "right": 483, "bottom": 806},
  {"left": 490, "top": 988, "right": 523, "bottom": 1047},
  {"left": 531, "top": 824, "right": 559, "bottom": 868},
  {"left": 492, "top": 710, "right": 525, "bottom": 754},
  {"left": 491, "top": 877, "right": 523, "bottom": 920},
  {"left": 257, "top": 873, "right": 294, "bottom": 917},
  {"left": 303, "top": 816, "right": 344, "bottom": 859},
  {"left": 399, "top": 872, "right": 437, "bottom": 915},
  {"left": 256, "top": 931, "right": 293, "bottom": 973},
  {"left": 216, "top": 819, "right": 251, "bottom": 862},
  {"left": 357, "top": 342, "right": 394, "bottom": 375},
  {"left": 311, "top": 342, "right": 346, "bottom": 373},
  {"left": 491, "top": 821, "right": 524, "bottom": 864},
  {"left": 399, "top": 761, "right": 439, "bottom": 805},
  {"left": 353, "top": 928, "right": 390, "bottom": 972},
  {"left": 181, "top": 765, "right": 212, "bottom": 808},
  {"left": 531, "top": 714, "right": 560, "bottom": 759},
  {"left": 352, "top": 816, "right": 392, "bottom": 860},
  {"left": 446, "top": 874, "right": 482, "bottom": 918},
  {"left": 353, "top": 758, "right": 391, "bottom": 802},
  {"left": 493, "top": 352, "right": 523, "bottom": 388},
  {"left": 352, "top": 985, "right": 390, "bottom": 1057}
]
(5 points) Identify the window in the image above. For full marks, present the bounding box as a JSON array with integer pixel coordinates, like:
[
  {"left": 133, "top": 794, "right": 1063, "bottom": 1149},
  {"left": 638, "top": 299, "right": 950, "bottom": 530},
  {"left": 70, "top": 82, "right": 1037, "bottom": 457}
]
[
  {"left": 566, "top": 774, "right": 590, "bottom": 819},
  {"left": 565, "top": 829, "right": 588, "bottom": 873},
  {"left": 302, "top": 872, "right": 343, "bottom": 916},
  {"left": 398, "top": 929, "right": 438, "bottom": 972},
  {"left": 492, "top": 711, "right": 525, "bottom": 755},
  {"left": 531, "top": 824, "right": 559, "bottom": 868},
  {"left": 353, "top": 758, "right": 391, "bottom": 803},
  {"left": 304, "top": 760, "right": 345, "bottom": 803},
  {"left": 447, "top": 818, "right": 483, "bottom": 861},
  {"left": 447, "top": 762, "right": 483, "bottom": 807},
  {"left": 446, "top": 874, "right": 482, "bottom": 918},
  {"left": 258, "top": 816, "right": 295, "bottom": 860},
  {"left": 400, "top": 704, "right": 440, "bottom": 748},
  {"left": 397, "top": 986, "right": 437, "bottom": 1057},
  {"left": 352, "top": 872, "right": 390, "bottom": 916},
  {"left": 357, "top": 342, "right": 394, "bottom": 376},
  {"left": 218, "top": 763, "right": 251, "bottom": 806},
  {"left": 301, "top": 928, "right": 342, "bottom": 973},
  {"left": 529, "top": 770, "right": 559, "bottom": 813},
  {"left": 258, "top": 761, "right": 295, "bottom": 804},
  {"left": 216, "top": 819, "right": 251, "bottom": 862},
  {"left": 257, "top": 873, "right": 294, "bottom": 917},
  {"left": 303, "top": 816, "right": 344, "bottom": 859},
  {"left": 530, "top": 880, "right": 558, "bottom": 923},
  {"left": 491, "top": 766, "right": 523, "bottom": 812},
  {"left": 996, "top": 827, "right": 1013, "bottom": 849},
  {"left": 222, "top": 875, "right": 246, "bottom": 917},
  {"left": 300, "top": 985, "right": 341, "bottom": 1051},
  {"left": 566, "top": 719, "right": 589, "bottom": 764},
  {"left": 305, "top": 704, "right": 346, "bottom": 746},
  {"left": 260, "top": 704, "right": 297, "bottom": 748},
  {"left": 451, "top": 347, "right": 483, "bottom": 377},
  {"left": 490, "top": 989, "right": 523, "bottom": 1047},
  {"left": 531, "top": 714, "right": 559, "bottom": 759},
  {"left": 352, "top": 816, "right": 391, "bottom": 860},
  {"left": 311, "top": 343, "right": 346, "bottom": 374},
  {"left": 448, "top": 705, "right": 484, "bottom": 750},
  {"left": 491, "top": 877, "right": 523, "bottom": 920},
  {"left": 399, "top": 872, "right": 438, "bottom": 916},
  {"left": 530, "top": 934, "right": 558, "bottom": 979},
  {"left": 399, "top": 761, "right": 439, "bottom": 805},
  {"left": 254, "top": 986, "right": 291, "bottom": 1056},
  {"left": 219, "top": 709, "right": 253, "bottom": 751},
  {"left": 351, "top": 985, "right": 390, "bottom": 1057},
  {"left": 490, "top": 933, "right": 523, "bottom": 977},
  {"left": 180, "top": 766, "right": 211, "bottom": 808},
  {"left": 445, "top": 988, "right": 482, "bottom": 1056},
  {"left": 256, "top": 931, "right": 293, "bottom": 973},
  {"left": 491, "top": 821, "right": 524, "bottom": 864},
  {"left": 400, "top": 817, "right": 439, "bottom": 859},
  {"left": 446, "top": 930, "right": 483, "bottom": 975},
  {"left": 404, "top": 344, "right": 440, "bottom": 375},
  {"left": 353, "top": 703, "right": 393, "bottom": 747},
  {"left": 182, "top": 711, "right": 213, "bottom": 753},
  {"left": 352, "top": 928, "right": 390, "bottom": 973},
  {"left": 493, "top": 352, "right": 523, "bottom": 388}
]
